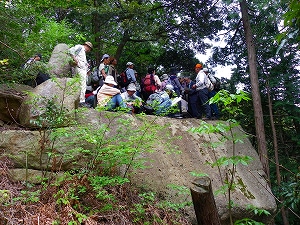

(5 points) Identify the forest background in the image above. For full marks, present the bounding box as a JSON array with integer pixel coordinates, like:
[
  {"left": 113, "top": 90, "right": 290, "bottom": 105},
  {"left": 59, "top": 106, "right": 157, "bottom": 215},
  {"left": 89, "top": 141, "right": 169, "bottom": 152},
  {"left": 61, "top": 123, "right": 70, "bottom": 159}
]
[{"left": 0, "top": 0, "right": 299, "bottom": 224}]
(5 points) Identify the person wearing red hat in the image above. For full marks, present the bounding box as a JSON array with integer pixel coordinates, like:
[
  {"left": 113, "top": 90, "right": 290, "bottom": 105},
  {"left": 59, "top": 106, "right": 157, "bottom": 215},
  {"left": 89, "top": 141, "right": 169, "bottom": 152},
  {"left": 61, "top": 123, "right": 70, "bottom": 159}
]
[{"left": 192, "top": 63, "right": 211, "bottom": 120}]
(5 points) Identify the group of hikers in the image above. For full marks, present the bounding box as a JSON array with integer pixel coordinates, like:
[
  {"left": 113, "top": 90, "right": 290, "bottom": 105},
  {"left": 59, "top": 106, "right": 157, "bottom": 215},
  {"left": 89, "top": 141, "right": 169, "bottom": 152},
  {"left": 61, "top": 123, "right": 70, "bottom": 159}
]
[{"left": 23, "top": 41, "right": 221, "bottom": 120}]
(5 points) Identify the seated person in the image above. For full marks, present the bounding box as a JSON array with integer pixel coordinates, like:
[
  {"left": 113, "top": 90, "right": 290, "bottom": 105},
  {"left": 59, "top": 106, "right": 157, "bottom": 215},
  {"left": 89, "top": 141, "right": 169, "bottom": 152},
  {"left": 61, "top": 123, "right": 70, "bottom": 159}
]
[
  {"left": 121, "top": 83, "right": 143, "bottom": 113},
  {"left": 96, "top": 76, "right": 126, "bottom": 111},
  {"left": 145, "top": 84, "right": 176, "bottom": 116}
]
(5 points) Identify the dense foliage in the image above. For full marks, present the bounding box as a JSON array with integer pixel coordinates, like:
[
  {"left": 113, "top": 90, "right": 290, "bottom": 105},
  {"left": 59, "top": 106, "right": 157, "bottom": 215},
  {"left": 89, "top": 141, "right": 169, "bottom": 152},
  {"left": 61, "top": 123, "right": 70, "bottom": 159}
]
[{"left": 0, "top": 0, "right": 299, "bottom": 224}]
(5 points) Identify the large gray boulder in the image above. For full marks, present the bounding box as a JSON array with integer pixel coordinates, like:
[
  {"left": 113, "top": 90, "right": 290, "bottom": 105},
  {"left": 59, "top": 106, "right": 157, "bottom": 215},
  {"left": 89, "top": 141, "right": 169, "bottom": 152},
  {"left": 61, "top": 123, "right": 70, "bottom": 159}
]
[
  {"left": 48, "top": 43, "right": 73, "bottom": 77},
  {"left": 0, "top": 110, "right": 277, "bottom": 224},
  {"left": 19, "top": 77, "right": 80, "bottom": 128},
  {"left": 0, "top": 84, "right": 33, "bottom": 123}
]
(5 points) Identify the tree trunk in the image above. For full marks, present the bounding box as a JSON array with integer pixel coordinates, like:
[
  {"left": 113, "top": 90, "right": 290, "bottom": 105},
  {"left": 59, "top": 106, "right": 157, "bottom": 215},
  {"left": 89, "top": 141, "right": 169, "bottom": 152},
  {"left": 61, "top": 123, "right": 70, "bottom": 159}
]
[
  {"left": 239, "top": 0, "right": 270, "bottom": 181},
  {"left": 190, "top": 177, "right": 221, "bottom": 225},
  {"left": 115, "top": 30, "right": 130, "bottom": 62},
  {"left": 267, "top": 83, "right": 289, "bottom": 225}
]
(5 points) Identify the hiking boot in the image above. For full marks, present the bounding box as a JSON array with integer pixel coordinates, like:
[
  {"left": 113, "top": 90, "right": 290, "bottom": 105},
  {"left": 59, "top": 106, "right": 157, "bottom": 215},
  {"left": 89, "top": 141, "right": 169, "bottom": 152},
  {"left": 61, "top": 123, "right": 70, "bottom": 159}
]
[{"left": 79, "top": 102, "right": 92, "bottom": 108}]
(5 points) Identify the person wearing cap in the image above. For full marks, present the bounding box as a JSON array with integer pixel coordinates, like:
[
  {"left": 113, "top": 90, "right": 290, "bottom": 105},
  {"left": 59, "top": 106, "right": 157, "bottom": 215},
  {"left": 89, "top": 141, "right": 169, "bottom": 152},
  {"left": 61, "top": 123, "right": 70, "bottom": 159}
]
[
  {"left": 99, "top": 53, "right": 110, "bottom": 80},
  {"left": 23, "top": 53, "right": 42, "bottom": 70},
  {"left": 96, "top": 76, "right": 126, "bottom": 110},
  {"left": 121, "top": 83, "right": 142, "bottom": 113},
  {"left": 159, "top": 73, "right": 169, "bottom": 91},
  {"left": 124, "top": 62, "right": 137, "bottom": 89},
  {"left": 69, "top": 41, "right": 93, "bottom": 107},
  {"left": 192, "top": 63, "right": 211, "bottom": 120}
]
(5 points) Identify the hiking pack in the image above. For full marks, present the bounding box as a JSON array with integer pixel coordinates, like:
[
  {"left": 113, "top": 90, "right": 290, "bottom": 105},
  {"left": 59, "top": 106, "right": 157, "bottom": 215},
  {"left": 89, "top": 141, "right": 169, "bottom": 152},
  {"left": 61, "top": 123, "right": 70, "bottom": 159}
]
[
  {"left": 90, "top": 67, "right": 101, "bottom": 84},
  {"left": 205, "top": 75, "right": 214, "bottom": 92},
  {"left": 142, "top": 74, "right": 156, "bottom": 92},
  {"left": 117, "top": 69, "right": 131, "bottom": 88},
  {"left": 214, "top": 77, "right": 221, "bottom": 92}
]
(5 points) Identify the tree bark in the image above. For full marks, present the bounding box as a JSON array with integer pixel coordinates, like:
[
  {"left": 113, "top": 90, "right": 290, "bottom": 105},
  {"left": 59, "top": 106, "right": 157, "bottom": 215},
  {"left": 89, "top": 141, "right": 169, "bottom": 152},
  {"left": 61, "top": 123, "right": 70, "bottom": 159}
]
[
  {"left": 190, "top": 177, "right": 221, "bottom": 225},
  {"left": 267, "top": 83, "right": 289, "bottom": 225},
  {"left": 239, "top": 0, "right": 270, "bottom": 181}
]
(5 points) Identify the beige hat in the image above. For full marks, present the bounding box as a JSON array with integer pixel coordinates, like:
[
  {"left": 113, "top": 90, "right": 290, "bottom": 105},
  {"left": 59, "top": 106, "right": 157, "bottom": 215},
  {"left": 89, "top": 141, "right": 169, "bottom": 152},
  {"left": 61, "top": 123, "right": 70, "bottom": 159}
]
[
  {"left": 104, "top": 76, "right": 117, "bottom": 86},
  {"left": 84, "top": 41, "right": 93, "bottom": 49},
  {"left": 127, "top": 83, "right": 136, "bottom": 91}
]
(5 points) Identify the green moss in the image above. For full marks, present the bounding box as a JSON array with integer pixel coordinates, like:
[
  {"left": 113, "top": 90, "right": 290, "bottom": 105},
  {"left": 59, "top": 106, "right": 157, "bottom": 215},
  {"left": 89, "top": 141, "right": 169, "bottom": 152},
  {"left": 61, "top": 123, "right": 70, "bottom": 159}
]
[{"left": 237, "top": 177, "right": 255, "bottom": 199}]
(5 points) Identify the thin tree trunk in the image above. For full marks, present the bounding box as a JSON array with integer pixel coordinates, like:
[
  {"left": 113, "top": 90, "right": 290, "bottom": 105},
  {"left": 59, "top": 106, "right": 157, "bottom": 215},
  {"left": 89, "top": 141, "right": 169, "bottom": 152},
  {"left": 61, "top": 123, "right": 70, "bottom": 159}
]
[
  {"left": 115, "top": 29, "right": 130, "bottom": 62},
  {"left": 239, "top": 0, "right": 270, "bottom": 181},
  {"left": 267, "top": 83, "right": 289, "bottom": 225},
  {"left": 92, "top": 0, "right": 101, "bottom": 64}
]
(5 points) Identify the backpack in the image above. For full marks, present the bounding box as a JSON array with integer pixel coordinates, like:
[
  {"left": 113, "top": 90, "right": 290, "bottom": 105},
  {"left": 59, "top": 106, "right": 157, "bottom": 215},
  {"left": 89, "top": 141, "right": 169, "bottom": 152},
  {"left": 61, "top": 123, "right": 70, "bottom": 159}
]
[
  {"left": 91, "top": 67, "right": 101, "bottom": 84},
  {"left": 206, "top": 75, "right": 214, "bottom": 92},
  {"left": 214, "top": 77, "right": 221, "bottom": 92},
  {"left": 142, "top": 74, "right": 156, "bottom": 92},
  {"left": 117, "top": 69, "right": 131, "bottom": 88}
]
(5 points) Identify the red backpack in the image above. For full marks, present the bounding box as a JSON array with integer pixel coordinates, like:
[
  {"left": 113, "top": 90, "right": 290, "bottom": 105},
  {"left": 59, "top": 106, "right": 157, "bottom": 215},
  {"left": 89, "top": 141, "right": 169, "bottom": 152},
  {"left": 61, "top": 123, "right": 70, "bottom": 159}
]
[{"left": 142, "top": 74, "right": 156, "bottom": 92}]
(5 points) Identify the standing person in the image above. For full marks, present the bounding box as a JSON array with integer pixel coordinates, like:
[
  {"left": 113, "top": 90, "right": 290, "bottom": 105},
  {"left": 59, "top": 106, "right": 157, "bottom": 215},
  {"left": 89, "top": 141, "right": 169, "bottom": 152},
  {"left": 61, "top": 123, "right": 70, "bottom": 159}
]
[
  {"left": 99, "top": 54, "right": 110, "bottom": 80},
  {"left": 134, "top": 70, "right": 142, "bottom": 97},
  {"left": 167, "top": 67, "right": 184, "bottom": 96},
  {"left": 141, "top": 67, "right": 161, "bottom": 101},
  {"left": 192, "top": 64, "right": 211, "bottom": 120},
  {"left": 184, "top": 76, "right": 199, "bottom": 118},
  {"left": 203, "top": 68, "right": 219, "bottom": 119},
  {"left": 68, "top": 41, "right": 93, "bottom": 107},
  {"left": 108, "top": 56, "right": 118, "bottom": 82},
  {"left": 167, "top": 67, "right": 184, "bottom": 116},
  {"left": 125, "top": 62, "right": 137, "bottom": 88}
]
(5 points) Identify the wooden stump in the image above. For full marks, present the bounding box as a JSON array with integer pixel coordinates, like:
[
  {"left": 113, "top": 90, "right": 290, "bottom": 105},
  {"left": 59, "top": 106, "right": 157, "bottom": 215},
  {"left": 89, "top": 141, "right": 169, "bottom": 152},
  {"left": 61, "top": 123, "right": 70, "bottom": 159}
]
[{"left": 190, "top": 177, "right": 221, "bottom": 225}]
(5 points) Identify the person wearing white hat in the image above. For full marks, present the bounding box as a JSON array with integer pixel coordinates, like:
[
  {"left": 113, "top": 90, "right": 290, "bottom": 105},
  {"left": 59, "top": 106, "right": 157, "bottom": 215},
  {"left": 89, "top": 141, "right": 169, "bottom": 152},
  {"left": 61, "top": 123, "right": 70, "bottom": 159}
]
[
  {"left": 97, "top": 76, "right": 126, "bottom": 110},
  {"left": 121, "top": 83, "right": 142, "bottom": 113},
  {"left": 69, "top": 41, "right": 93, "bottom": 107},
  {"left": 98, "top": 53, "right": 110, "bottom": 80}
]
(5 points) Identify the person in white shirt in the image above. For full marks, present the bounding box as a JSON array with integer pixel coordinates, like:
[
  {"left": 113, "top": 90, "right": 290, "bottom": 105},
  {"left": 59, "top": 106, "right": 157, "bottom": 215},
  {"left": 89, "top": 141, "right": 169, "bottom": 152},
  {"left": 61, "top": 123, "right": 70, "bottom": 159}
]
[
  {"left": 69, "top": 41, "right": 93, "bottom": 107},
  {"left": 121, "top": 83, "right": 142, "bottom": 113},
  {"left": 192, "top": 64, "right": 211, "bottom": 120},
  {"left": 203, "top": 68, "right": 219, "bottom": 119}
]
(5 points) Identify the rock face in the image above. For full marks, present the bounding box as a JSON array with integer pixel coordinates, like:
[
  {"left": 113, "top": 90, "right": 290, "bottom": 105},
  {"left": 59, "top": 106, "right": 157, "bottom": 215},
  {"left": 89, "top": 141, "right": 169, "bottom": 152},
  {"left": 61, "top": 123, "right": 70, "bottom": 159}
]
[
  {"left": 0, "top": 109, "right": 277, "bottom": 224},
  {"left": 0, "top": 84, "right": 33, "bottom": 123},
  {"left": 18, "top": 78, "right": 80, "bottom": 128},
  {"left": 47, "top": 43, "right": 73, "bottom": 77}
]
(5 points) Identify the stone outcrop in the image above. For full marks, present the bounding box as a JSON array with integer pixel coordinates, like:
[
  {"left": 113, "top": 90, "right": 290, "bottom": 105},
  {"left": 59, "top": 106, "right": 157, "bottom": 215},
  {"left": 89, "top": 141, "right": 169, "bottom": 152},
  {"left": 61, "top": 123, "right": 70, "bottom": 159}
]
[
  {"left": 0, "top": 84, "right": 33, "bottom": 123},
  {"left": 18, "top": 77, "right": 80, "bottom": 128},
  {"left": 0, "top": 108, "right": 277, "bottom": 224},
  {"left": 47, "top": 43, "right": 73, "bottom": 77}
]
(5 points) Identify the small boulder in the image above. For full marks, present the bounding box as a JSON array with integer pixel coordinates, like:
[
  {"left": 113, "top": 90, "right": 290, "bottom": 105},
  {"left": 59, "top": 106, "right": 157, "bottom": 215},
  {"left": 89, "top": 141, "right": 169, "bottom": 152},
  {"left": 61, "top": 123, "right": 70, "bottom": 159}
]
[
  {"left": 19, "top": 78, "right": 80, "bottom": 128},
  {"left": 0, "top": 84, "right": 33, "bottom": 123},
  {"left": 48, "top": 43, "right": 73, "bottom": 77}
]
